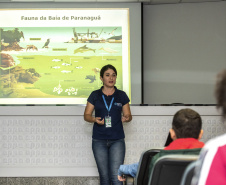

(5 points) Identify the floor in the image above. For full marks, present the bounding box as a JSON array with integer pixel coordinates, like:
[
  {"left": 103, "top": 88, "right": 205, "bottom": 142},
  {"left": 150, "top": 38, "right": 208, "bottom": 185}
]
[{"left": 0, "top": 177, "right": 99, "bottom": 185}]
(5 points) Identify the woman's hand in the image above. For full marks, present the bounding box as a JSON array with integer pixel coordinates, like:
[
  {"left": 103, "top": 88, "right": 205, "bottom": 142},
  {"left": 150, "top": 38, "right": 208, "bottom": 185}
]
[
  {"left": 95, "top": 117, "right": 104, "bottom": 125},
  {"left": 84, "top": 102, "right": 104, "bottom": 125},
  {"left": 121, "top": 115, "right": 130, "bottom": 123},
  {"left": 121, "top": 103, "right": 132, "bottom": 123}
]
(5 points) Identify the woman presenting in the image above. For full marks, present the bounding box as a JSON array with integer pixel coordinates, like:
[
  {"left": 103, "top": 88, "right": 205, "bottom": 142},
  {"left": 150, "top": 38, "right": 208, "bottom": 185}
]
[{"left": 84, "top": 64, "right": 132, "bottom": 185}]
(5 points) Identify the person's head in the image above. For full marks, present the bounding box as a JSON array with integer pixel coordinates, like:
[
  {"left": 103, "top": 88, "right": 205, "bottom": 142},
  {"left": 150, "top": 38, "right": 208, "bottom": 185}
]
[
  {"left": 169, "top": 108, "right": 203, "bottom": 141},
  {"left": 100, "top": 64, "right": 117, "bottom": 87},
  {"left": 215, "top": 69, "right": 226, "bottom": 119}
]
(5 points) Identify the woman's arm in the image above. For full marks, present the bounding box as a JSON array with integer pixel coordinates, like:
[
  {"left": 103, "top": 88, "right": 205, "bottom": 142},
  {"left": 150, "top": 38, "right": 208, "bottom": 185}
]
[
  {"left": 84, "top": 102, "right": 104, "bottom": 125},
  {"left": 121, "top": 103, "right": 132, "bottom": 123}
]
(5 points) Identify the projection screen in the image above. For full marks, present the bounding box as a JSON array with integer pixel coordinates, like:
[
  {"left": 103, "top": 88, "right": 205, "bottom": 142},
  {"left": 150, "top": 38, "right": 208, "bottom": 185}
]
[{"left": 0, "top": 3, "right": 141, "bottom": 105}]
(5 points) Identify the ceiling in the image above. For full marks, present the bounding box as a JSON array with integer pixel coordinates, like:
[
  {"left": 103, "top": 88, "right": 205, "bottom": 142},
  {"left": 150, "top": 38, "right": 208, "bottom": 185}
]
[
  {"left": 143, "top": 0, "right": 225, "bottom": 4},
  {"left": 1, "top": 0, "right": 226, "bottom": 4}
]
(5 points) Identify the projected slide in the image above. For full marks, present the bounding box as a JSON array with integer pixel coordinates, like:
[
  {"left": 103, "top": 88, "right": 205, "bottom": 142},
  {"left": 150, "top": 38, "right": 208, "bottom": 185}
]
[{"left": 0, "top": 9, "right": 130, "bottom": 105}]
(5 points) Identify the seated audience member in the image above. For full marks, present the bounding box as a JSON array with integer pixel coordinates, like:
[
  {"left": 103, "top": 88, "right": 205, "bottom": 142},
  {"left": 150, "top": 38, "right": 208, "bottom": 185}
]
[
  {"left": 164, "top": 132, "right": 173, "bottom": 147},
  {"left": 192, "top": 69, "right": 226, "bottom": 185},
  {"left": 118, "top": 108, "right": 204, "bottom": 182}
]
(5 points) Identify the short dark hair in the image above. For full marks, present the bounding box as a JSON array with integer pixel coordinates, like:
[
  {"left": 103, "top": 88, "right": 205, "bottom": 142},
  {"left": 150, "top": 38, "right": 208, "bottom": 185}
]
[
  {"left": 215, "top": 69, "right": 226, "bottom": 119},
  {"left": 172, "top": 108, "right": 202, "bottom": 139},
  {"left": 100, "top": 64, "right": 117, "bottom": 78}
]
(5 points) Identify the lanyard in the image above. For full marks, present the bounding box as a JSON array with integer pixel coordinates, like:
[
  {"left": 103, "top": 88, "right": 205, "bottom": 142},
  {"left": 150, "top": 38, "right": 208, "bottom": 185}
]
[{"left": 102, "top": 95, "right": 114, "bottom": 116}]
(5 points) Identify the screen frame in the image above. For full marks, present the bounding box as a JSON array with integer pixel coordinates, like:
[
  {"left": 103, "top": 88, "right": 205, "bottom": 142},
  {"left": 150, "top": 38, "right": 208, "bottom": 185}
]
[{"left": 0, "top": 2, "right": 142, "bottom": 106}]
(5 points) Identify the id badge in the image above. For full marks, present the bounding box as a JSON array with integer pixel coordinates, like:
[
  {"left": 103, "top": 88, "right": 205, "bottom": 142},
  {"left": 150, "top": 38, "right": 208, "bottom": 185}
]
[{"left": 105, "top": 116, "right": 112, "bottom": 128}]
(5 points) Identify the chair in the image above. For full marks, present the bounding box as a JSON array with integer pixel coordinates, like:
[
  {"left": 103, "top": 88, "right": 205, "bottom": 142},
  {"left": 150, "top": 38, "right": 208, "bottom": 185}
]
[
  {"left": 148, "top": 155, "right": 199, "bottom": 185},
  {"left": 123, "top": 148, "right": 162, "bottom": 185},
  {"left": 124, "top": 175, "right": 135, "bottom": 185},
  {"left": 180, "top": 161, "right": 197, "bottom": 185}
]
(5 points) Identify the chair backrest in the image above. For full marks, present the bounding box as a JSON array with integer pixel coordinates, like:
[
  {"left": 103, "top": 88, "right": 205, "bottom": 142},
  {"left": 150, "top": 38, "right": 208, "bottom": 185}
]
[
  {"left": 148, "top": 155, "right": 199, "bottom": 185},
  {"left": 135, "top": 148, "right": 162, "bottom": 185},
  {"left": 125, "top": 175, "right": 135, "bottom": 185},
  {"left": 180, "top": 161, "right": 197, "bottom": 185}
]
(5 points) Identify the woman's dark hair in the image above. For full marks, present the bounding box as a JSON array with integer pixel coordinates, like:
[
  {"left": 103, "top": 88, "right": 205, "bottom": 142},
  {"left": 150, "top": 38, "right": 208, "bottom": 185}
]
[
  {"left": 100, "top": 64, "right": 117, "bottom": 78},
  {"left": 172, "top": 108, "right": 202, "bottom": 139},
  {"left": 215, "top": 69, "right": 226, "bottom": 119}
]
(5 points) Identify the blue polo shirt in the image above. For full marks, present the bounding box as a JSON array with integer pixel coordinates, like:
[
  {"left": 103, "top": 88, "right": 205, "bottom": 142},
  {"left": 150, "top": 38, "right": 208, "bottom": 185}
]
[{"left": 87, "top": 86, "right": 130, "bottom": 140}]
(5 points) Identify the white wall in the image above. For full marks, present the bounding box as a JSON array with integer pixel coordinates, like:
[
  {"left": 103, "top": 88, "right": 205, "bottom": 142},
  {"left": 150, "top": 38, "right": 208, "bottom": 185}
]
[{"left": 0, "top": 106, "right": 225, "bottom": 176}]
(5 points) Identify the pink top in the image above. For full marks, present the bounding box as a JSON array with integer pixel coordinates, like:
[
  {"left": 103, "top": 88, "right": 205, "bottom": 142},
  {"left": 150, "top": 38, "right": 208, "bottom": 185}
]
[{"left": 192, "top": 134, "right": 226, "bottom": 185}]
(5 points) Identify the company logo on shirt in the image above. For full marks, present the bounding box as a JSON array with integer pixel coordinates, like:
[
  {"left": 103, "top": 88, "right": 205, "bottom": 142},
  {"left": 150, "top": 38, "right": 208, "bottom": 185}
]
[{"left": 114, "top": 102, "right": 122, "bottom": 107}]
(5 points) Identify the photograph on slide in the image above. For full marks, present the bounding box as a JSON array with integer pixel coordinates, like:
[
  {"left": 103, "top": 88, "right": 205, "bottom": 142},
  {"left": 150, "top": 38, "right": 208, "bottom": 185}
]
[{"left": 0, "top": 9, "right": 130, "bottom": 105}]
